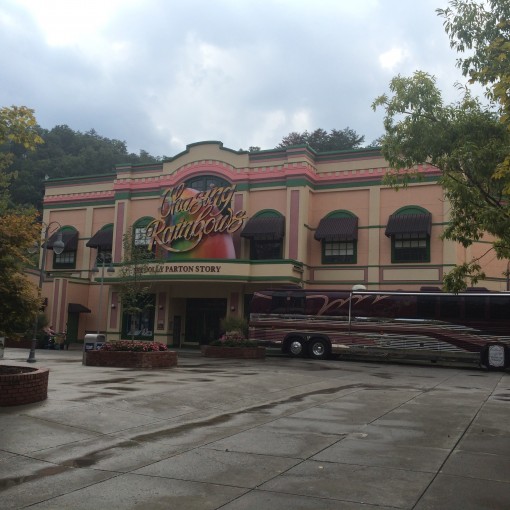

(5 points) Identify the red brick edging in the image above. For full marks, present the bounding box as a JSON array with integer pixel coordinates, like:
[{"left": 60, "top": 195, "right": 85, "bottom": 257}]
[
  {"left": 0, "top": 366, "right": 49, "bottom": 406},
  {"left": 84, "top": 350, "right": 178, "bottom": 368},
  {"left": 202, "top": 346, "right": 266, "bottom": 359}
]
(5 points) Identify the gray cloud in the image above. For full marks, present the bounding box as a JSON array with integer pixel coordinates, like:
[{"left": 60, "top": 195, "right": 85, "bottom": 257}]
[{"left": 1, "top": 0, "right": 471, "bottom": 157}]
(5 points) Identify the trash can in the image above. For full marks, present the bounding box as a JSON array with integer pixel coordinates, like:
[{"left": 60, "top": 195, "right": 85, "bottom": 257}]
[{"left": 83, "top": 334, "right": 106, "bottom": 352}]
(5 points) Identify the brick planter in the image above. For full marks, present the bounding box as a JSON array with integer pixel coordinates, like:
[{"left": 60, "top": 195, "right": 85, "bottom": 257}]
[
  {"left": 202, "top": 345, "right": 266, "bottom": 359},
  {"left": 0, "top": 366, "right": 49, "bottom": 406},
  {"left": 84, "top": 350, "right": 178, "bottom": 368}
]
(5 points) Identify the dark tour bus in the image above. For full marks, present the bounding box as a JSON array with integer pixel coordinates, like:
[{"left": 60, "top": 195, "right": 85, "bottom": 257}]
[{"left": 248, "top": 288, "right": 510, "bottom": 369}]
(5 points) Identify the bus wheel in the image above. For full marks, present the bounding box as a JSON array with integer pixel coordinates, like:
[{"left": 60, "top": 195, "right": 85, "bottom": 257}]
[
  {"left": 288, "top": 338, "right": 305, "bottom": 357},
  {"left": 309, "top": 339, "right": 329, "bottom": 360}
]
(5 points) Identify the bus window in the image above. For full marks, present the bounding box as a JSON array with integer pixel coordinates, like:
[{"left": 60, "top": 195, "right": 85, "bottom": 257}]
[
  {"left": 270, "top": 292, "right": 305, "bottom": 314},
  {"left": 250, "top": 292, "right": 272, "bottom": 314},
  {"left": 464, "top": 295, "right": 487, "bottom": 320},
  {"left": 367, "top": 295, "right": 416, "bottom": 319},
  {"left": 287, "top": 294, "right": 305, "bottom": 314},
  {"left": 438, "top": 296, "right": 461, "bottom": 321},
  {"left": 304, "top": 293, "right": 350, "bottom": 316},
  {"left": 271, "top": 293, "right": 287, "bottom": 314},
  {"left": 489, "top": 296, "right": 510, "bottom": 320},
  {"left": 417, "top": 295, "right": 437, "bottom": 320},
  {"left": 305, "top": 294, "right": 329, "bottom": 316}
]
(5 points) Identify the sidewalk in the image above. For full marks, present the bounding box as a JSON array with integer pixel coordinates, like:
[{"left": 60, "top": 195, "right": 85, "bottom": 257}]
[{"left": 1, "top": 348, "right": 509, "bottom": 509}]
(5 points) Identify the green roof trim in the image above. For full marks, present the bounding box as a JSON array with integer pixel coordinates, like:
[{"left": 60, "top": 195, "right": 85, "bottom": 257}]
[
  {"left": 44, "top": 198, "right": 116, "bottom": 209},
  {"left": 115, "top": 163, "right": 164, "bottom": 172},
  {"left": 46, "top": 172, "right": 116, "bottom": 185}
]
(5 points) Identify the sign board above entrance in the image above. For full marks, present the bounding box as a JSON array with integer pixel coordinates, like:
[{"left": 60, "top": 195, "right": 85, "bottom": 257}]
[
  {"left": 138, "top": 263, "right": 223, "bottom": 275},
  {"left": 146, "top": 183, "right": 247, "bottom": 257}
]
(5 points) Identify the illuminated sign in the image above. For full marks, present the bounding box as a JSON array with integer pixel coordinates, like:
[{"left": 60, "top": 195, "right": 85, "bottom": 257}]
[{"left": 146, "top": 183, "right": 247, "bottom": 256}]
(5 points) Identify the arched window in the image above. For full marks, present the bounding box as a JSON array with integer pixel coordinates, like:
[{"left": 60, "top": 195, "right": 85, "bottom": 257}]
[
  {"left": 132, "top": 217, "right": 156, "bottom": 258},
  {"left": 184, "top": 175, "right": 230, "bottom": 192},
  {"left": 314, "top": 211, "right": 358, "bottom": 264},
  {"left": 385, "top": 206, "right": 432, "bottom": 263},
  {"left": 86, "top": 223, "right": 113, "bottom": 264},
  {"left": 48, "top": 226, "right": 79, "bottom": 269},
  {"left": 241, "top": 210, "right": 285, "bottom": 260}
]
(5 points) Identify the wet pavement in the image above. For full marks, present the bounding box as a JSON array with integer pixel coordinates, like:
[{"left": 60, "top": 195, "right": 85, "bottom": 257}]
[{"left": 0, "top": 348, "right": 509, "bottom": 509}]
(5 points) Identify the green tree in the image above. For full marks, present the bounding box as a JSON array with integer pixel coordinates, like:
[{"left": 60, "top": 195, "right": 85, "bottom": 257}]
[
  {"left": 5, "top": 124, "right": 161, "bottom": 210},
  {"left": 0, "top": 105, "right": 42, "bottom": 336},
  {"left": 276, "top": 128, "right": 365, "bottom": 152},
  {"left": 0, "top": 212, "right": 41, "bottom": 336},
  {"left": 0, "top": 106, "right": 43, "bottom": 211},
  {"left": 117, "top": 231, "right": 154, "bottom": 340},
  {"left": 373, "top": 0, "right": 510, "bottom": 291},
  {"left": 439, "top": 0, "right": 510, "bottom": 185}
]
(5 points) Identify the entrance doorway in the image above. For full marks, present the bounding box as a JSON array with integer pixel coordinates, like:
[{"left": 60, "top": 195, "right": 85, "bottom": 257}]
[
  {"left": 185, "top": 298, "right": 227, "bottom": 344},
  {"left": 66, "top": 312, "right": 79, "bottom": 342}
]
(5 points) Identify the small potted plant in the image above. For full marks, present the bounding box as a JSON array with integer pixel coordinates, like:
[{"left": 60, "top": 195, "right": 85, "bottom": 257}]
[{"left": 202, "top": 317, "right": 265, "bottom": 359}]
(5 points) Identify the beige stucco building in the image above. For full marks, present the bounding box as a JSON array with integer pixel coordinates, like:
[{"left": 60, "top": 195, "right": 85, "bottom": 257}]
[{"left": 37, "top": 141, "right": 506, "bottom": 345}]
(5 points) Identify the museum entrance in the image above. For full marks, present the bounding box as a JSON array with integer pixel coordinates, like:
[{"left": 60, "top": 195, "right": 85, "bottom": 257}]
[{"left": 184, "top": 298, "right": 227, "bottom": 345}]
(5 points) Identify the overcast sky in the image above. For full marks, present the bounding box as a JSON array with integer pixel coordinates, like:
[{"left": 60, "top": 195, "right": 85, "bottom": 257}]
[{"left": 1, "top": 0, "right": 476, "bottom": 158}]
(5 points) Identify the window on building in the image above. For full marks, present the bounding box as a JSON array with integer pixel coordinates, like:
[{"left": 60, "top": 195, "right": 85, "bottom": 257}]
[
  {"left": 241, "top": 212, "right": 285, "bottom": 261},
  {"left": 314, "top": 212, "right": 358, "bottom": 264},
  {"left": 393, "top": 232, "right": 429, "bottom": 262},
  {"left": 250, "top": 240, "right": 283, "bottom": 260},
  {"left": 121, "top": 294, "right": 156, "bottom": 340},
  {"left": 385, "top": 207, "right": 432, "bottom": 263},
  {"left": 54, "top": 250, "right": 76, "bottom": 268},
  {"left": 324, "top": 240, "right": 356, "bottom": 264},
  {"left": 132, "top": 217, "right": 156, "bottom": 259},
  {"left": 86, "top": 224, "right": 113, "bottom": 265},
  {"left": 49, "top": 227, "right": 79, "bottom": 269},
  {"left": 185, "top": 175, "right": 230, "bottom": 192},
  {"left": 96, "top": 251, "right": 112, "bottom": 265}
]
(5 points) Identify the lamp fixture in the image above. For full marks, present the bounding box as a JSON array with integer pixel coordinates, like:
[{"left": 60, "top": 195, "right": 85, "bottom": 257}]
[
  {"left": 95, "top": 251, "right": 114, "bottom": 334},
  {"left": 28, "top": 221, "right": 63, "bottom": 363}
]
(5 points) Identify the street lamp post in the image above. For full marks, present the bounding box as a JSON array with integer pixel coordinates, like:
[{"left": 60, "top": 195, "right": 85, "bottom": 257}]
[
  {"left": 28, "top": 222, "right": 65, "bottom": 363},
  {"left": 93, "top": 252, "right": 115, "bottom": 334}
]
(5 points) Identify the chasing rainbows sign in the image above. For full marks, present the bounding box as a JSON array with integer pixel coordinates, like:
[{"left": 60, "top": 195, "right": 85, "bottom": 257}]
[{"left": 146, "top": 183, "right": 247, "bottom": 255}]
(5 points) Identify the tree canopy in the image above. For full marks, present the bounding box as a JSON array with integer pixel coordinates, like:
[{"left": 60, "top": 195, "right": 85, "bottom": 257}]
[
  {"left": 117, "top": 231, "right": 155, "bottom": 341},
  {"left": 373, "top": 0, "right": 510, "bottom": 291},
  {"left": 276, "top": 127, "right": 365, "bottom": 152},
  {"left": 0, "top": 106, "right": 43, "bottom": 336},
  {"left": 4, "top": 124, "right": 161, "bottom": 210}
]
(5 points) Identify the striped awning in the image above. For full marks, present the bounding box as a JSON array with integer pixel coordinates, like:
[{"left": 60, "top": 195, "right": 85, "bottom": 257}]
[
  {"left": 68, "top": 303, "right": 91, "bottom": 313},
  {"left": 314, "top": 217, "right": 358, "bottom": 241},
  {"left": 241, "top": 216, "right": 285, "bottom": 240},
  {"left": 385, "top": 213, "right": 432, "bottom": 237},
  {"left": 86, "top": 227, "right": 113, "bottom": 249}
]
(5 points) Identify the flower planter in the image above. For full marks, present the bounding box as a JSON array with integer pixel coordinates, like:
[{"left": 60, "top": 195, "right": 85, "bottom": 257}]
[
  {"left": 0, "top": 365, "right": 49, "bottom": 406},
  {"left": 84, "top": 350, "right": 178, "bottom": 368},
  {"left": 201, "top": 345, "right": 266, "bottom": 359}
]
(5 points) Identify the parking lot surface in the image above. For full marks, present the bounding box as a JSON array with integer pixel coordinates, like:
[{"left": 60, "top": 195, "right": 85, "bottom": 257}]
[{"left": 0, "top": 348, "right": 509, "bottom": 509}]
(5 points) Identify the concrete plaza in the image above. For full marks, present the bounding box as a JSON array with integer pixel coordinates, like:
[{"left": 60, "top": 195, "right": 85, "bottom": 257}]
[{"left": 0, "top": 348, "right": 509, "bottom": 509}]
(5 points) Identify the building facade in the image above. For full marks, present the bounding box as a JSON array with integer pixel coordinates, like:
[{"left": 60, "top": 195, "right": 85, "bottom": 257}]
[{"left": 38, "top": 141, "right": 507, "bottom": 345}]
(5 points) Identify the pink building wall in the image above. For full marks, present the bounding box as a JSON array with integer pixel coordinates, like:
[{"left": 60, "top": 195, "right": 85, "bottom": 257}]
[{"left": 37, "top": 142, "right": 507, "bottom": 342}]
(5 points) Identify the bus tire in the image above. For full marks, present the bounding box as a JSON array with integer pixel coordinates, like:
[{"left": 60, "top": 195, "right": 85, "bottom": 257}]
[
  {"left": 309, "top": 339, "right": 329, "bottom": 360},
  {"left": 287, "top": 338, "right": 305, "bottom": 357}
]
